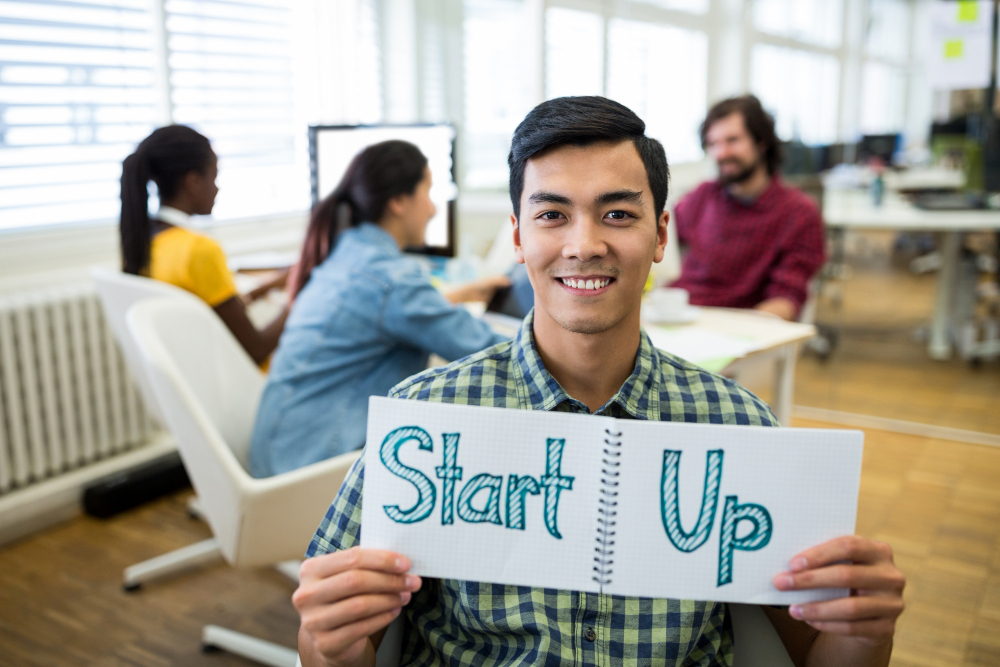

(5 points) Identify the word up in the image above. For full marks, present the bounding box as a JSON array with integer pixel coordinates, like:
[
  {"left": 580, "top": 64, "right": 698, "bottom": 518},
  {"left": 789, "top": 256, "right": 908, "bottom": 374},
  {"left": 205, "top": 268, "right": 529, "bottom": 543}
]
[
  {"left": 379, "top": 426, "right": 575, "bottom": 538},
  {"left": 661, "top": 449, "right": 774, "bottom": 587}
]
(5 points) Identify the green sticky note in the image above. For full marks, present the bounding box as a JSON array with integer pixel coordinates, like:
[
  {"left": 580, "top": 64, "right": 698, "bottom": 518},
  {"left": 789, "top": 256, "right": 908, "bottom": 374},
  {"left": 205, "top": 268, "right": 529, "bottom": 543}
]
[
  {"left": 957, "top": 1, "right": 978, "bottom": 22},
  {"left": 944, "top": 39, "right": 964, "bottom": 60}
]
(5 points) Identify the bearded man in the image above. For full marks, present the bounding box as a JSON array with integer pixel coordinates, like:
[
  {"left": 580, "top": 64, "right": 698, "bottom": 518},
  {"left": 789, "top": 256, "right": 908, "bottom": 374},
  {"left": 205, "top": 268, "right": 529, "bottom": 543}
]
[{"left": 670, "top": 95, "right": 825, "bottom": 321}]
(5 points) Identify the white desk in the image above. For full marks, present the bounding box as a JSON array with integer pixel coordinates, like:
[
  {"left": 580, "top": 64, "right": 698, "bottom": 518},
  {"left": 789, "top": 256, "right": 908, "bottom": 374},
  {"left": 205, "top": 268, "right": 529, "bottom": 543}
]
[
  {"left": 823, "top": 189, "right": 1000, "bottom": 360},
  {"left": 644, "top": 308, "right": 816, "bottom": 426},
  {"left": 480, "top": 305, "right": 813, "bottom": 425}
]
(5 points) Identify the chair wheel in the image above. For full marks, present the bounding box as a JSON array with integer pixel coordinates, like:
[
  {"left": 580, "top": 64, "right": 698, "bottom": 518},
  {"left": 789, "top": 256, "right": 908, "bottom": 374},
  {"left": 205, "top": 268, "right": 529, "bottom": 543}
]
[
  {"left": 122, "top": 582, "right": 142, "bottom": 592},
  {"left": 202, "top": 644, "right": 221, "bottom": 653}
]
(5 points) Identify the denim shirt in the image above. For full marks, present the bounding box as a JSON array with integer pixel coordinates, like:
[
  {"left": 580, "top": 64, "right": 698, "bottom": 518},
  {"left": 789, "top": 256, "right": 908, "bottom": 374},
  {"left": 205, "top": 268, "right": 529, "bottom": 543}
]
[{"left": 248, "top": 223, "right": 507, "bottom": 478}]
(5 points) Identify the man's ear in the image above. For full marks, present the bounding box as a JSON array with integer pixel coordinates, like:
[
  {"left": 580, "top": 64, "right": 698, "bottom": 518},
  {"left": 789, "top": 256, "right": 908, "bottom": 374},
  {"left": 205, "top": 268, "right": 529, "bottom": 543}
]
[
  {"left": 511, "top": 213, "right": 525, "bottom": 265},
  {"left": 652, "top": 210, "right": 669, "bottom": 264}
]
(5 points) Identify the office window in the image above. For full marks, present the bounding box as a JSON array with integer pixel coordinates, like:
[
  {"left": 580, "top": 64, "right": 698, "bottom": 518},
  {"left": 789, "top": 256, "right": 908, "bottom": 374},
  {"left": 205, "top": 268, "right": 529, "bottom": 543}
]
[
  {"left": 860, "top": 63, "right": 906, "bottom": 135},
  {"left": 606, "top": 18, "right": 707, "bottom": 164},
  {"left": 463, "top": 0, "right": 535, "bottom": 188},
  {"left": 866, "top": 0, "right": 910, "bottom": 63},
  {"left": 545, "top": 7, "right": 603, "bottom": 100},
  {"left": 642, "top": 0, "right": 709, "bottom": 13},
  {"left": 752, "top": 0, "right": 843, "bottom": 49},
  {"left": 165, "top": 0, "right": 309, "bottom": 221},
  {"left": 751, "top": 44, "right": 839, "bottom": 145},
  {"left": 0, "top": 0, "right": 159, "bottom": 230}
]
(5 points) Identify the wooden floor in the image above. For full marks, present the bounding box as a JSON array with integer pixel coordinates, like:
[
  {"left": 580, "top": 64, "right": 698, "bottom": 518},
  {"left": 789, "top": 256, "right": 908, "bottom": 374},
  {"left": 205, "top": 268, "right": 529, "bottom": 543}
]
[
  {"left": 0, "top": 491, "right": 301, "bottom": 666},
  {"left": 795, "top": 231, "right": 1000, "bottom": 435},
  {"left": 1, "top": 230, "right": 998, "bottom": 666}
]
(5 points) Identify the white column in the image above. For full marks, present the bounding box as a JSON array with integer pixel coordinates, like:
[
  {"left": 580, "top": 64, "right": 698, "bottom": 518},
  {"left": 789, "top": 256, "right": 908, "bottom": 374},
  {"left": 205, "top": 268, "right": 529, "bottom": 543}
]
[{"left": 707, "top": 0, "right": 746, "bottom": 101}]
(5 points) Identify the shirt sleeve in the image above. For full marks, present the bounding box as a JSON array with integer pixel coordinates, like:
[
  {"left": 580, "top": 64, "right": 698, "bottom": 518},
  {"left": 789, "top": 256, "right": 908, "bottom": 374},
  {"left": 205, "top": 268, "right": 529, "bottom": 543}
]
[
  {"left": 305, "top": 451, "right": 366, "bottom": 557},
  {"left": 381, "top": 271, "right": 508, "bottom": 361},
  {"left": 187, "top": 237, "right": 239, "bottom": 307},
  {"left": 763, "top": 201, "right": 826, "bottom": 314}
]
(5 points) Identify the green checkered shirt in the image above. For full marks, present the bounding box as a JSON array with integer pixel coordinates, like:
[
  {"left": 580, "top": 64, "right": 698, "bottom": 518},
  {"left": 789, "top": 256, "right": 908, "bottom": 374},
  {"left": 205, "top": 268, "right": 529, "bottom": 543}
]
[{"left": 306, "top": 310, "right": 778, "bottom": 666}]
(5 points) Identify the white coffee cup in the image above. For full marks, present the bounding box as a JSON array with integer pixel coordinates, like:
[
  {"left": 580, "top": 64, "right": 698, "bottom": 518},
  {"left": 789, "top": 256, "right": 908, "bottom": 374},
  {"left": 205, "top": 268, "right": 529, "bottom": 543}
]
[{"left": 645, "top": 287, "right": 690, "bottom": 320}]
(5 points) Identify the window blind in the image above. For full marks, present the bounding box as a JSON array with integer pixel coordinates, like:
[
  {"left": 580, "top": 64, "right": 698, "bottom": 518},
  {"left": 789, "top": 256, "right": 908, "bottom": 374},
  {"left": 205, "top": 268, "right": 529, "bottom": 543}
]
[
  {"left": 164, "top": 0, "right": 308, "bottom": 221},
  {"left": 0, "top": 0, "right": 158, "bottom": 231}
]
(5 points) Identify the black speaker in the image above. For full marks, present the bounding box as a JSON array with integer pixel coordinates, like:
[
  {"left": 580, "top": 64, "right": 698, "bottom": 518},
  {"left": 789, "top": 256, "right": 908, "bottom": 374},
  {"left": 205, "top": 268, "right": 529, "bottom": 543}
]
[{"left": 83, "top": 452, "right": 190, "bottom": 518}]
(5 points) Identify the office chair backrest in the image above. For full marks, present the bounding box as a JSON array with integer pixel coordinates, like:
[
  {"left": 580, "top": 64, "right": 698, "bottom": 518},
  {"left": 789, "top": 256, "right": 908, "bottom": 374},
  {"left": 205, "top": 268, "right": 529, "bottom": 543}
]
[
  {"left": 90, "top": 267, "right": 200, "bottom": 424},
  {"left": 127, "top": 296, "right": 265, "bottom": 558}
]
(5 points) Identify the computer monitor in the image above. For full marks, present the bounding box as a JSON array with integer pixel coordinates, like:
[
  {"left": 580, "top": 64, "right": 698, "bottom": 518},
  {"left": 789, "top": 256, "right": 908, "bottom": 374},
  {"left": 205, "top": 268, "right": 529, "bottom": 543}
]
[
  {"left": 857, "top": 134, "right": 901, "bottom": 165},
  {"left": 309, "top": 124, "right": 458, "bottom": 257}
]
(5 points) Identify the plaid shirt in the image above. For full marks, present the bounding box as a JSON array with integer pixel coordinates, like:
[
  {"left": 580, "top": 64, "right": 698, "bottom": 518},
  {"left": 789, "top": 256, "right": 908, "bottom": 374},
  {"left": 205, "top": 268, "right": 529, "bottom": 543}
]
[
  {"left": 307, "top": 311, "right": 778, "bottom": 666},
  {"left": 671, "top": 178, "right": 826, "bottom": 315}
]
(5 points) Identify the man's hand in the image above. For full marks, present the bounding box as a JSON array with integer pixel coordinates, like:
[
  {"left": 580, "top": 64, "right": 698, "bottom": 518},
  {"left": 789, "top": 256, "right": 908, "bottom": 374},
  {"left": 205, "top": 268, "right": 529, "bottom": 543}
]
[
  {"left": 444, "top": 274, "right": 511, "bottom": 304},
  {"left": 293, "top": 547, "right": 422, "bottom": 667},
  {"left": 774, "top": 535, "right": 905, "bottom": 648},
  {"left": 754, "top": 296, "right": 797, "bottom": 321}
]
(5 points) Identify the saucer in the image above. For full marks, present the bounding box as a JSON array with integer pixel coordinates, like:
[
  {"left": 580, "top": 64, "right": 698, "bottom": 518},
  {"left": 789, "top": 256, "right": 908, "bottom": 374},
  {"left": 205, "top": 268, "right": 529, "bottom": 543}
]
[{"left": 643, "top": 305, "right": 701, "bottom": 325}]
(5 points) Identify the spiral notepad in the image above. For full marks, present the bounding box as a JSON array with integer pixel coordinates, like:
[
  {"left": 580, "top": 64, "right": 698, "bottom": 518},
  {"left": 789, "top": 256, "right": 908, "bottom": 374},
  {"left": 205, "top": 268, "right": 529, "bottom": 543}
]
[{"left": 361, "top": 397, "right": 863, "bottom": 605}]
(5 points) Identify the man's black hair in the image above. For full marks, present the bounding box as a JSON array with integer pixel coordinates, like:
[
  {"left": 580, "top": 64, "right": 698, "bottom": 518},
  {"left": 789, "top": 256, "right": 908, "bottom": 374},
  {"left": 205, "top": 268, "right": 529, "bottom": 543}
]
[{"left": 508, "top": 96, "right": 669, "bottom": 220}]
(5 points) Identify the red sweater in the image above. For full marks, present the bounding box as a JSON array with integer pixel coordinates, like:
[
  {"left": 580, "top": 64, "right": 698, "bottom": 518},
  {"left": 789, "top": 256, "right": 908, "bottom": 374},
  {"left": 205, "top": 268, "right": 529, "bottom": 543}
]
[{"left": 670, "top": 178, "right": 825, "bottom": 315}]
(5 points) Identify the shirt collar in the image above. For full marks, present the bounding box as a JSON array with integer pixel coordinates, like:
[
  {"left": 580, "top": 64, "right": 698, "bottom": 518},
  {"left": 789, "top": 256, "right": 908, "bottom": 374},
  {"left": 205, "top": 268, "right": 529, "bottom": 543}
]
[
  {"left": 155, "top": 206, "right": 192, "bottom": 227},
  {"left": 352, "top": 222, "right": 401, "bottom": 255},
  {"left": 511, "top": 309, "right": 661, "bottom": 419},
  {"left": 721, "top": 175, "right": 781, "bottom": 208}
]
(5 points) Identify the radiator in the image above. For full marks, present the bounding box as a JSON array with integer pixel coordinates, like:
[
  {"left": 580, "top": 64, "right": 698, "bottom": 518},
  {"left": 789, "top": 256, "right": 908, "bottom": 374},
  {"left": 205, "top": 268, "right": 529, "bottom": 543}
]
[{"left": 0, "top": 284, "right": 157, "bottom": 494}]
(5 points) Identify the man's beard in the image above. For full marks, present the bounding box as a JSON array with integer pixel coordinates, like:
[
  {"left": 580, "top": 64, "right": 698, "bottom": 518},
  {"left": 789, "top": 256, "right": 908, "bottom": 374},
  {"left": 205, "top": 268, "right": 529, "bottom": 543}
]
[{"left": 717, "top": 158, "right": 758, "bottom": 185}]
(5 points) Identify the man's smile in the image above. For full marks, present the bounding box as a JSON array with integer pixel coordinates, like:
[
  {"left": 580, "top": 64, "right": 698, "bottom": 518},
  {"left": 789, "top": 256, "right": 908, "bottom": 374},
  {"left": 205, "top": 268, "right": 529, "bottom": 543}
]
[{"left": 556, "top": 275, "right": 616, "bottom": 294}]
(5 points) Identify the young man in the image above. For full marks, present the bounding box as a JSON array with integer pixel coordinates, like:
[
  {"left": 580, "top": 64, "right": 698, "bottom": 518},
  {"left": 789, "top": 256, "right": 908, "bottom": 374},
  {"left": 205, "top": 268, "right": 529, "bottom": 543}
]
[
  {"left": 293, "top": 97, "right": 904, "bottom": 666},
  {"left": 670, "top": 95, "right": 825, "bottom": 321}
]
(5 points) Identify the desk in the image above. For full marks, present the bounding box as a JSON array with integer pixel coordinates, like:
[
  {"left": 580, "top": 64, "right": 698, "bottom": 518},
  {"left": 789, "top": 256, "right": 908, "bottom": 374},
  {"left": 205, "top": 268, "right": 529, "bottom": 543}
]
[
  {"left": 644, "top": 308, "right": 816, "bottom": 426},
  {"left": 823, "top": 189, "right": 1000, "bottom": 360}
]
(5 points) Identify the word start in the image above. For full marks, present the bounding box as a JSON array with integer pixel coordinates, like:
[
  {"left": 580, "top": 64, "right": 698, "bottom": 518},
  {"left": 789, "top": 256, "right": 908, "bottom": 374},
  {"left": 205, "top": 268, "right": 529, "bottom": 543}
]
[
  {"left": 379, "top": 427, "right": 574, "bottom": 538},
  {"left": 378, "top": 428, "right": 774, "bottom": 586}
]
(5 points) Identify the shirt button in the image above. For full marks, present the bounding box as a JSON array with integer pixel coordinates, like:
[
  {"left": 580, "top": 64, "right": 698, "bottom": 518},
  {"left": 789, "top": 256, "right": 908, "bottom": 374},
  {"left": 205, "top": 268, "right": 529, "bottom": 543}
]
[{"left": 584, "top": 628, "right": 596, "bottom": 642}]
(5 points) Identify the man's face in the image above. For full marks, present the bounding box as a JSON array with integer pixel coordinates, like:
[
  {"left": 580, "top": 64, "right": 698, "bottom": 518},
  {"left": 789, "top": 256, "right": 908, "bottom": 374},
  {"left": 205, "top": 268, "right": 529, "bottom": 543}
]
[
  {"left": 513, "top": 140, "right": 668, "bottom": 336},
  {"left": 704, "top": 112, "right": 763, "bottom": 185}
]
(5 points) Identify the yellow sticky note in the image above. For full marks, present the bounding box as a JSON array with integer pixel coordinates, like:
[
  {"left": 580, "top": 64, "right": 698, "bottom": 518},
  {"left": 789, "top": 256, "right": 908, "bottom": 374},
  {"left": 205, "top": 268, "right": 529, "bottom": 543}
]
[
  {"left": 957, "top": 1, "right": 978, "bottom": 22},
  {"left": 944, "top": 39, "right": 964, "bottom": 60}
]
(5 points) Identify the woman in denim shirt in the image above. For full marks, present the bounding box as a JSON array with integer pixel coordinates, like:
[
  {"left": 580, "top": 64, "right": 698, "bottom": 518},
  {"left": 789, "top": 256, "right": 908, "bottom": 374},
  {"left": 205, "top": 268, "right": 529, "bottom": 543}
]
[{"left": 248, "top": 140, "right": 508, "bottom": 477}]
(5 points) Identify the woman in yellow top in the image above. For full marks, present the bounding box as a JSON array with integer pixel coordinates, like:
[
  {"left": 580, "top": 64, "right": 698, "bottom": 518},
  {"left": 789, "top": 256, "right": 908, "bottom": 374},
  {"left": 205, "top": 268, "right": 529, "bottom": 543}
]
[{"left": 119, "top": 125, "right": 287, "bottom": 365}]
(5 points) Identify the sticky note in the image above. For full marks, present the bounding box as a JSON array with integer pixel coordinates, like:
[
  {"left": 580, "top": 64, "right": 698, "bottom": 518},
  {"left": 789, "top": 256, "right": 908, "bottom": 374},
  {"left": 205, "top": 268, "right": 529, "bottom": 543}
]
[
  {"left": 957, "top": 1, "right": 978, "bottom": 23},
  {"left": 944, "top": 39, "right": 964, "bottom": 60}
]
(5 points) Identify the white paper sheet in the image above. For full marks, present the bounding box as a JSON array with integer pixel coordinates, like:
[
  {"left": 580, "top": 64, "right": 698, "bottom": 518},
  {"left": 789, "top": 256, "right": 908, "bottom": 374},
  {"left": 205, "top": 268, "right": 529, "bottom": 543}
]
[
  {"left": 361, "top": 397, "right": 863, "bottom": 604},
  {"left": 643, "top": 326, "right": 758, "bottom": 364}
]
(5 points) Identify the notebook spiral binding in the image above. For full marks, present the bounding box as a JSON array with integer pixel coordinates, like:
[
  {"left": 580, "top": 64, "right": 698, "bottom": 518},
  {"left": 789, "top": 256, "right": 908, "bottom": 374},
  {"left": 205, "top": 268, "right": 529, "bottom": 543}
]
[{"left": 593, "top": 428, "right": 622, "bottom": 593}]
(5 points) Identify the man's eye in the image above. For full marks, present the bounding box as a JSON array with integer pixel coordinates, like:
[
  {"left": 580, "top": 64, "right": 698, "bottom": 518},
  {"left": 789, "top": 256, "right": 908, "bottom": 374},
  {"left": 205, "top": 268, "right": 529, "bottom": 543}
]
[
  {"left": 539, "top": 211, "right": 564, "bottom": 220},
  {"left": 606, "top": 210, "right": 632, "bottom": 221}
]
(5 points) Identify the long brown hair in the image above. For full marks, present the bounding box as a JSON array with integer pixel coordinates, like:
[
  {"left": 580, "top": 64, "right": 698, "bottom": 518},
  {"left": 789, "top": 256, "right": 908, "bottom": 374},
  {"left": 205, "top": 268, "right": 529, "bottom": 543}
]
[
  {"left": 289, "top": 139, "right": 428, "bottom": 298},
  {"left": 119, "top": 125, "right": 214, "bottom": 274}
]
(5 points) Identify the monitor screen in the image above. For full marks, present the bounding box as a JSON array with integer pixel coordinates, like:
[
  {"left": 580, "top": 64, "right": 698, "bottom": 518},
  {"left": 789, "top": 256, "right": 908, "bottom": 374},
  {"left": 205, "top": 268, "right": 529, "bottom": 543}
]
[
  {"left": 857, "top": 134, "right": 900, "bottom": 165},
  {"left": 309, "top": 124, "right": 458, "bottom": 256}
]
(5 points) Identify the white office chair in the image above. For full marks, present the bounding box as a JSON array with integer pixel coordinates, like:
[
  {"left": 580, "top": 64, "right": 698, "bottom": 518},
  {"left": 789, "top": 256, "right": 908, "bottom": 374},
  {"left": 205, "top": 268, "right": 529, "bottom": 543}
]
[
  {"left": 90, "top": 267, "right": 200, "bottom": 426},
  {"left": 90, "top": 267, "right": 225, "bottom": 589},
  {"left": 729, "top": 603, "right": 795, "bottom": 666},
  {"left": 127, "top": 296, "right": 360, "bottom": 666}
]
